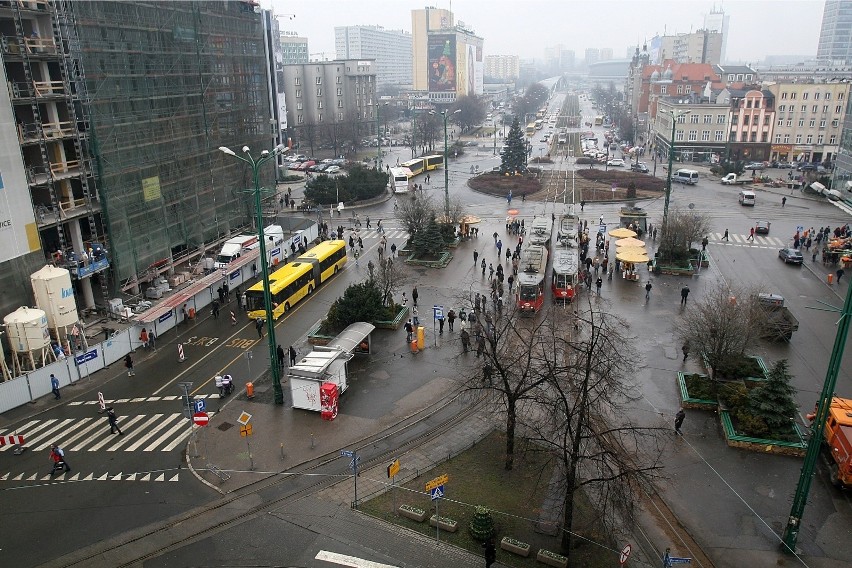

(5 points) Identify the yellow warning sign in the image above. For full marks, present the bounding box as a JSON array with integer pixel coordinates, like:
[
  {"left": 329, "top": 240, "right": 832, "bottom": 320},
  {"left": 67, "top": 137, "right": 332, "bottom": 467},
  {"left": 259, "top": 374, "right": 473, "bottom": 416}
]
[
  {"left": 237, "top": 411, "right": 253, "bottom": 425},
  {"left": 387, "top": 459, "right": 400, "bottom": 479},
  {"left": 240, "top": 424, "right": 253, "bottom": 437},
  {"left": 425, "top": 473, "right": 448, "bottom": 491}
]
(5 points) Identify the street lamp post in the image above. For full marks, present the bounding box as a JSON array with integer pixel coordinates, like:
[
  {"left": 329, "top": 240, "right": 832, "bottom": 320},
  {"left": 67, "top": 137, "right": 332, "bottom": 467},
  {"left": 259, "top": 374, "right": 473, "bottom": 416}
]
[
  {"left": 661, "top": 109, "right": 690, "bottom": 239},
  {"left": 493, "top": 117, "right": 497, "bottom": 156},
  {"left": 411, "top": 104, "right": 417, "bottom": 159},
  {"left": 218, "top": 144, "right": 288, "bottom": 405},
  {"left": 431, "top": 109, "right": 460, "bottom": 221},
  {"left": 375, "top": 102, "right": 388, "bottom": 170}
]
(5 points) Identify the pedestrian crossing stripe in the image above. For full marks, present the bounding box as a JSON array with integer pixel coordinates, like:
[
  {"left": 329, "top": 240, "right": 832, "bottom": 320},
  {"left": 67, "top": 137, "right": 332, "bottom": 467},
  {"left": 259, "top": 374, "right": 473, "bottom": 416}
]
[
  {"left": 706, "top": 233, "right": 786, "bottom": 247},
  {"left": 350, "top": 230, "right": 408, "bottom": 240},
  {"left": 68, "top": 393, "right": 221, "bottom": 405},
  {"left": 0, "top": 471, "right": 179, "bottom": 483},
  {"left": 0, "top": 412, "right": 212, "bottom": 453}
]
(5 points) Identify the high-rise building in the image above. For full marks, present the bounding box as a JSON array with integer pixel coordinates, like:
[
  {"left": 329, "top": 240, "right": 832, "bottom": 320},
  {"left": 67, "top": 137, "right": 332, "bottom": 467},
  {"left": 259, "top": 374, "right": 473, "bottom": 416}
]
[
  {"left": 585, "top": 48, "right": 600, "bottom": 66},
  {"left": 411, "top": 7, "right": 453, "bottom": 92},
  {"left": 704, "top": 6, "right": 730, "bottom": 63},
  {"left": 817, "top": 0, "right": 852, "bottom": 65},
  {"left": 657, "top": 30, "right": 723, "bottom": 65},
  {"left": 280, "top": 31, "right": 309, "bottom": 65},
  {"left": 484, "top": 55, "right": 519, "bottom": 80},
  {"left": 0, "top": 0, "right": 274, "bottom": 312},
  {"left": 335, "top": 25, "right": 412, "bottom": 92},
  {"left": 599, "top": 48, "right": 613, "bottom": 61}
]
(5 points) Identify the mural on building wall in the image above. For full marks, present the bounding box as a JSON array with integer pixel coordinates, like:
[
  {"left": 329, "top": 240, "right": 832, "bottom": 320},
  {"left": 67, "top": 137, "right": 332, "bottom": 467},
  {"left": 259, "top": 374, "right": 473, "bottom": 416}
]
[{"left": 428, "top": 35, "right": 456, "bottom": 92}]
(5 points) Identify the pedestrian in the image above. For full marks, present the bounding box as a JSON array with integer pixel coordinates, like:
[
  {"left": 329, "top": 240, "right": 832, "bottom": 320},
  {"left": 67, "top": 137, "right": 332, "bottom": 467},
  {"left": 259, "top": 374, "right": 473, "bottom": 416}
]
[
  {"left": 212, "top": 299, "right": 220, "bottom": 320},
  {"left": 358, "top": 236, "right": 364, "bottom": 250},
  {"left": 484, "top": 537, "right": 497, "bottom": 568},
  {"left": 447, "top": 309, "right": 456, "bottom": 331},
  {"left": 412, "top": 306, "right": 419, "bottom": 326},
  {"left": 701, "top": 236, "right": 708, "bottom": 251},
  {"left": 599, "top": 214, "right": 604, "bottom": 225},
  {"left": 401, "top": 292, "right": 408, "bottom": 307},
  {"left": 412, "top": 286, "right": 419, "bottom": 307},
  {"left": 460, "top": 328, "right": 470, "bottom": 353},
  {"left": 239, "top": 293, "right": 246, "bottom": 311},
  {"left": 391, "top": 243, "right": 397, "bottom": 256},
  {"left": 181, "top": 303, "right": 189, "bottom": 323},
  {"left": 675, "top": 408, "right": 686, "bottom": 435},
  {"left": 289, "top": 345, "right": 298, "bottom": 366},
  {"left": 473, "top": 249, "right": 479, "bottom": 265},
  {"left": 682, "top": 342, "right": 690, "bottom": 362},
  {"left": 782, "top": 196, "right": 786, "bottom": 207},
  {"left": 49, "top": 444, "right": 70, "bottom": 477},
  {"left": 837, "top": 268, "right": 845, "bottom": 284},
  {"left": 124, "top": 353, "right": 134, "bottom": 376},
  {"left": 747, "top": 227, "right": 755, "bottom": 241},
  {"left": 140, "top": 327, "right": 149, "bottom": 349},
  {"left": 106, "top": 407, "right": 123, "bottom": 435},
  {"left": 404, "top": 319, "right": 414, "bottom": 343},
  {"left": 813, "top": 249, "right": 818, "bottom": 262},
  {"left": 277, "top": 344, "right": 286, "bottom": 368},
  {"left": 488, "top": 263, "right": 494, "bottom": 281},
  {"left": 680, "top": 285, "right": 690, "bottom": 305},
  {"left": 496, "top": 239, "right": 502, "bottom": 257},
  {"left": 645, "top": 281, "right": 652, "bottom": 299},
  {"left": 580, "top": 200, "right": 586, "bottom": 211},
  {"left": 438, "top": 314, "right": 445, "bottom": 333},
  {"left": 50, "top": 373, "right": 60, "bottom": 399},
  {"left": 505, "top": 248, "right": 511, "bottom": 263},
  {"left": 255, "top": 317, "right": 264, "bottom": 338},
  {"left": 596, "top": 276, "right": 603, "bottom": 295},
  {"left": 722, "top": 229, "right": 729, "bottom": 241},
  {"left": 476, "top": 335, "right": 485, "bottom": 358},
  {"left": 507, "top": 274, "right": 514, "bottom": 293},
  {"left": 493, "top": 231, "right": 498, "bottom": 244},
  {"left": 481, "top": 258, "right": 487, "bottom": 276}
]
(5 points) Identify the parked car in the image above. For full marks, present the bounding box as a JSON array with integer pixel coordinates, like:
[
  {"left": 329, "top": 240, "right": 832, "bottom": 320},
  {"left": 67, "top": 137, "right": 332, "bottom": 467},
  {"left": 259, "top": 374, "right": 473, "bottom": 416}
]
[
  {"left": 630, "top": 162, "right": 649, "bottom": 173},
  {"left": 324, "top": 165, "right": 341, "bottom": 174},
  {"left": 295, "top": 160, "right": 316, "bottom": 171},
  {"left": 778, "top": 248, "right": 803, "bottom": 265},
  {"left": 797, "top": 162, "right": 817, "bottom": 171},
  {"left": 777, "top": 161, "right": 794, "bottom": 169},
  {"left": 744, "top": 162, "right": 765, "bottom": 171},
  {"left": 606, "top": 158, "right": 625, "bottom": 167}
]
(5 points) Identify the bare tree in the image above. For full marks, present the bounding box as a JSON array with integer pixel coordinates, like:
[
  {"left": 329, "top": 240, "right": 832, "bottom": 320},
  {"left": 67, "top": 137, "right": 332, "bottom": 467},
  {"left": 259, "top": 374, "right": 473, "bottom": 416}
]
[
  {"left": 395, "top": 192, "right": 437, "bottom": 239},
  {"left": 367, "top": 255, "right": 408, "bottom": 307},
  {"left": 677, "top": 282, "right": 763, "bottom": 381},
  {"left": 658, "top": 208, "right": 712, "bottom": 262}
]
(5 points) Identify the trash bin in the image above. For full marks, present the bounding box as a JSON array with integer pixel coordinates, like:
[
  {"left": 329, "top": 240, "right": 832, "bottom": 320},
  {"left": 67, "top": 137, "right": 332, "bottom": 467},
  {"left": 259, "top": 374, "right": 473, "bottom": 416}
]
[
  {"left": 828, "top": 274, "right": 834, "bottom": 285},
  {"left": 409, "top": 340, "right": 418, "bottom": 353},
  {"left": 246, "top": 382, "right": 254, "bottom": 398},
  {"left": 417, "top": 326, "right": 425, "bottom": 350}
]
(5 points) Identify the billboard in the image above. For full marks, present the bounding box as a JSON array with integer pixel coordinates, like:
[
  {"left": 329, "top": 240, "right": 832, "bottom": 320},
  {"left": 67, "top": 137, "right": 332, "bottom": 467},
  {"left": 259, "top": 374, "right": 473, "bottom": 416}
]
[
  {"left": 428, "top": 34, "right": 456, "bottom": 92},
  {"left": 0, "top": 62, "right": 40, "bottom": 264}
]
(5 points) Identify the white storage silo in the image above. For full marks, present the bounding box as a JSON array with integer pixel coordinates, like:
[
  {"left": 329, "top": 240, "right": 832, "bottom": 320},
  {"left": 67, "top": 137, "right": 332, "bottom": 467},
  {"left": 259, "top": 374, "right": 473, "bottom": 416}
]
[
  {"left": 4, "top": 307, "right": 54, "bottom": 374},
  {"left": 31, "top": 265, "right": 78, "bottom": 328}
]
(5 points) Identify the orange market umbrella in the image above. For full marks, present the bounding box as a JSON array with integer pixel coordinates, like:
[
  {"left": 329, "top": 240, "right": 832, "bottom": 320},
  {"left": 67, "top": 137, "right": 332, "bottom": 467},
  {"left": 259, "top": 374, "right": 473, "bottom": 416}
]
[
  {"left": 616, "top": 237, "right": 646, "bottom": 247},
  {"left": 460, "top": 214, "right": 481, "bottom": 225},
  {"left": 507, "top": 209, "right": 519, "bottom": 216},
  {"left": 608, "top": 227, "right": 637, "bottom": 238},
  {"left": 616, "top": 249, "right": 650, "bottom": 263}
]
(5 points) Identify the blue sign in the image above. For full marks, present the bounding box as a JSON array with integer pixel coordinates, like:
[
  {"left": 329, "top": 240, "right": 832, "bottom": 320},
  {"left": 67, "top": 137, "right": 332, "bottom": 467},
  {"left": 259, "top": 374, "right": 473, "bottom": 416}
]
[
  {"left": 229, "top": 269, "right": 241, "bottom": 281},
  {"left": 75, "top": 348, "right": 98, "bottom": 365},
  {"left": 269, "top": 247, "right": 281, "bottom": 257},
  {"left": 668, "top": 559, "right": 691, "bottom": 565},
  {"left": 158, "top": 311, "right": 173, "bottom": 323},
  {"left": 433, "top": 305, "right": 443, "bottom": 320},
  {"left": 430, "top": 485, "right": 444, "bottom": 501},
  {"left": 193, "top": 399, "right": 206, "bottom": 413},
  {"left": 340, "top": 450, "right": 353, "bottom": 457}
]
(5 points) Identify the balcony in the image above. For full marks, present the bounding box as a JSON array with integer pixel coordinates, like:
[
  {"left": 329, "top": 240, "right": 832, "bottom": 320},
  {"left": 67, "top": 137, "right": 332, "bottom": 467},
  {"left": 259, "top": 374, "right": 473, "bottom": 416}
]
[{"left": 17, "top": 120, "right": 75, "bottom": 144}]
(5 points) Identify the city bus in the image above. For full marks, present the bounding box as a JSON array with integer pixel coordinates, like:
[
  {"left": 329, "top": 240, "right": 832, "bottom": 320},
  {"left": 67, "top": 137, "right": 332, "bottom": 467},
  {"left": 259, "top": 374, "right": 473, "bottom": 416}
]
[
  {"left": 594, "top": 115, "right": 604, "bottom": 126},
  {"left": 388, "top": 167, "right": 411, "bottom": 193},
  {"left": 296, "top": 239, "right": 347, "bottom": 284},
  {"left": 401, "top": 158, "right": 426, "bottom": 176},
  {"left": 246, "top": 260, "right": 314, "bottom": 321},
  {"left": 424, "top": 155, "right": 444, "bottom": 170},
  {"left": 534, "top": 119, "right": 544, "bottom": 130},
  {"left": 526, "top": 122, "right": 536, "bottom": 137},
  {"left": 536, "top": 108, "right": 547, "bottom": 119}
]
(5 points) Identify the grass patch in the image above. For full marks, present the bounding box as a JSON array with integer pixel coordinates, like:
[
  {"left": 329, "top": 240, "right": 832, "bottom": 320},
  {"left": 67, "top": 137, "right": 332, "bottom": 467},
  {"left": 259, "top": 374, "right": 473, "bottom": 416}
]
[
  {"left": 684, "top": 373, "right": 715, "bottom": 400},
  {"left": 358, "top": 430, "right": 614, "bottom": 568}
]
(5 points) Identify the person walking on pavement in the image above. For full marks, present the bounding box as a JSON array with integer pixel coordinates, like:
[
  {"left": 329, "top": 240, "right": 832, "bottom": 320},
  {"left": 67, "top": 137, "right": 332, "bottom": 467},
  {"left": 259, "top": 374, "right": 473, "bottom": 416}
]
[
  {"left": 837, "top": 268, "right": 845, "bottom": 284},
  {"left": 460, "top": 328, "right": 470, "bottom": 353},
  {"left": 596, "top": 276, "right": 603, "bottom": 295},
  {"left": 682, "top": 342, "right": 690, "bottom": 362},
  {"left": 50, "top": 374, "right": 60, "bottom": 399},
  {"left": 277, "top": 344, "right": 286, "bottom": 368},
  {"left": 412, "top": 286, "right": 419, "bottom": 307},
  {"left": 481, "top": 258, "right": 487, "bottom": 277},
  {"left": 701, "top": 236, "right": 708, "bottom": 251},
  {"left": 747, "top": 227, "right": 755, "bottom": 241},
  {"left": 404, "top": 319, "right": 414, "bottom": 343},
  {"left": 473, "top": 249, "right": 479, "bottom": 265},
  {"left": 255, "top": 317, "right": 264, "bottom": 338},
  {"left": 722, "top": 229, "right": 729, "bottom": 241},
  {"left": 107, "top": 407, "right": 123, "bottom": 435},
  {"left": 484, "top": 537, "right": 497, "bottom": 568},
  {"left": 782, "top": 196, "right": 786, "bottom": 208},
  {"left": 645, "top": 281, "right": 652, "bottom": 299},
  {"left": 680, "top": 285, "right": 690, "bottom": 305},
  {"left": 212, "top": 299, "right": 220, "bottom": 320},
  {"left": 289, "top": 345, "right": 298, "bottom": 367},
  {"left": 140, "top": 327, "right": 149, "bottom": 349},
  {"left": 124, "top": 353, "right": 134, "bottom": 376},
  {"left": 49, "top": 444, "right": 70, "bottom": 477},
  {"left": 496, "top": 239, "right": 502, "bottom": 257},
  {"left": 447, "top": 309, "right": 456, "bottom": 331},
  {"left": 675, "top": 408, "right": 686, "bottom": 435}
]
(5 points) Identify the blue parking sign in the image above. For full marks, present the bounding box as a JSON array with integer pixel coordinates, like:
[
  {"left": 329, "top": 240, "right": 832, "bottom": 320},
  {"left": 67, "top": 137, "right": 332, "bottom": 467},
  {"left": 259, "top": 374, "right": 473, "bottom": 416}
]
[{"left": 194, "top": 399, "right": 206, "bottom": 413}]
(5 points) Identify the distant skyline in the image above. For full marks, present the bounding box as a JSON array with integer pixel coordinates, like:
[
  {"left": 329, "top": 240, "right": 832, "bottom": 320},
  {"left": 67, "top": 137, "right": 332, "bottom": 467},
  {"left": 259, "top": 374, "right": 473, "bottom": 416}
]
[{"left": 265, "top": 0, "right": 824, "bottom": 64}]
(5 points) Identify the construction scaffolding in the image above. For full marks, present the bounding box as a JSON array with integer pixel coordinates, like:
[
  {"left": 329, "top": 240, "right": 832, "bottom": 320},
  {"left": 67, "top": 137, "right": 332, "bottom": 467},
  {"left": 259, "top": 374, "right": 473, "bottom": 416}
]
[{"left": 70, "top": 1, "right": 274, "bottom": 292}]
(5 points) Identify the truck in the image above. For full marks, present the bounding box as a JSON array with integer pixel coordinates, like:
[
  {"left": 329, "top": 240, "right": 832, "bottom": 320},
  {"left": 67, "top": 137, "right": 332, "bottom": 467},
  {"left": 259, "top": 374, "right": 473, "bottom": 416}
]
[
  {"left": 721, "top": 173, "right": 753, "bottom": 185},
  {"left": 822, "top": 397, "right": 852, "bottom": 488},
  {"left": 756, "top": 293, "right": 799, "bottom": 341},
  {"left": 215, "top": 235, "right": 259, "bottom": 269}
]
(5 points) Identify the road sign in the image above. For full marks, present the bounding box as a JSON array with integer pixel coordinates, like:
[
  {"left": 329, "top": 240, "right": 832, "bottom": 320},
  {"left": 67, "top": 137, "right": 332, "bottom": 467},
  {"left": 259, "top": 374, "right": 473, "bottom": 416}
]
[
  {"left": 237, "top": 411, "right": 252, "bottom": 425},
  {"left": 430, "top": 485, "right": 444, "bottom": 501},
  {"left": 349, "top": 456, "right": 361, "bottom": 472},
  {"left": 239, "top": 424, "right": 253, "bottom": 437},
  {"left": 620, "top": 544, "right": 632, "bottom": 565},
  {"left": 668, "top": 558, "right": 691, "bottom": 565},
  {"left": 797, "top": 225, "right": 804, "bottom": 233},
  {"left": 341, "top": 449, "right": 354, "bottom": 457},
  {"left": 193, "top": 399, "right": 206, "bottom": 413},
  {"left": 433, "top": 305, "right": 443, "bottom": 320},
  {"left": 193, "top": 412, "right": 209, "bottom": 427},
  {"left": 387, "top": 459, "right": 400, "bottom": 479},
  {"left": 425, "top": 473, "right": 448, "bottom": 491}
]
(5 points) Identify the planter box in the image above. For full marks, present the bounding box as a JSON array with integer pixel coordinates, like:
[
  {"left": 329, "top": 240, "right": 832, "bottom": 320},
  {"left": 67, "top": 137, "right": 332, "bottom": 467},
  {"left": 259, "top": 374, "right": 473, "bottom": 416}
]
[
  {"left": 373, "top": 306, "right": 408, "bottom": 330},
  {"left": 656, "top": 262, "right": 694, "bottom": 275},
  {"left": 398, "top": 504, "right": 427, "bottom": 522},
  {"left": 677, "top": 372, "right": 717, "bottom": 409},
  {"left": 404, "top": 251, "right": 453, "bottom": 268},
  {"left": 500, "top": 537, "right": 531, "bottom": 557},
  {"left": 536, "top": 549, "right": 568, "bottom": 568},
  {"left": 306, "top": 320, "right": 334, "bottom": 346},
  {"left": 703, "top": 354, "right": 769, "bottom": 383},
  {"left": 719, "top": 409, "right": 807, "bottom": 457},
  {"left": 429, "top": 515, "right": 458, "bottom": 532}
]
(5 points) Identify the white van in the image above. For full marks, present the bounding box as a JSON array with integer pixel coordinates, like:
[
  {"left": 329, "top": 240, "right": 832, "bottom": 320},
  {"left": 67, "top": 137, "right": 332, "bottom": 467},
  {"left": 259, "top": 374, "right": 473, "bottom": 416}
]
[
  {"left": 672, "top": 169, "right": 699, "bottom": 185},
  {"left": 738, "top": 190, "right": 756, "bottom": 206}
]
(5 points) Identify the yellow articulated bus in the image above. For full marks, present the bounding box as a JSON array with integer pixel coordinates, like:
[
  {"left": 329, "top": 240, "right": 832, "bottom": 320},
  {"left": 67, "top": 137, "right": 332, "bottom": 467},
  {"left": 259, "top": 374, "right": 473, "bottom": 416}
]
[
  {"left": 526, "top": 122, "right": 536, "bottom": 137},
  {"left": 296, "top": 240, "right": 347, "bottom": 284},
  {"left": 401, "top": 158, "right": 426, "bottom": 176},
  {"left": 246, "top": 260, "right": 315, "bottom": 321},
  {"left": 424, "top": 155, "right": 444, "bottom": 170}
]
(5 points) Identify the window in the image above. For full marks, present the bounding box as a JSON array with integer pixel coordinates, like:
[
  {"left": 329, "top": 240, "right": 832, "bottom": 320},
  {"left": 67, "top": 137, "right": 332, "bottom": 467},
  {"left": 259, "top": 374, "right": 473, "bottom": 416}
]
[
  {"left": 774, "top": 134, "right": 781, "bottom": 143},
  {"left": 779, "top": 104, "right": 785, "bottom": 112},
  {"left": 809, "top": 119, "right": 815, "bottom": 127},
  {"left": 790, "top": 92, "right": 797, "bottom": 99},
  {"left": 823, "top": 105, "right": 829, "bottom": 113},
  {"left": 830, "top": 135, "right": 837, "bottom": 144},
  {"left": 815, "top": 92, "right": 820, "bottom": 100},
  {"left": 837, "top": 105, "right": 843, "bottom": 113},
  {"left": 317, "top": 88, "right": 322, "bottom": 96},
  {"left": 296, "top": 102, "right": 303, "bottom": 110},
  {"left": 826, "top": 92, "right": 832, "bottom": 100},
  {"left": 295, "top": 89, "right": 302, "bottom": 98},
  {"left": 761, "top": 132, "right": 768, "bottom": 142},
  {"left": 784, "top": 134, "right": 790, "bottom": 143},
  {"left": 690, "top": 114, "right": 699, "bottom": 124},
  {"left": 297, "top": 114, "right": 303, "bottom": 124},
  {"left": 746, "top": 99, "right": 752, "bottom": 108},
  {"left": 316, "top": 76, "right": 322, "bottom": 85},
  {"left": 701, "top": 130, "right": 710, "bottom": 141},
  {"left": 777, "top": 118, "right": 784, "bottom": 126},
  {"left": 677, "top": 84, "right": 683, "bottom": 94},
  {"left": 743, "top": 115, "right": 750, "bottom": 125},
  {"left": 318, "top": 113, "right": 323, "bottom": 123},
  {"left": 781, "top": 92, "right": 788, "bottom": 100},
  {"left": 839, "top": 92, "right": 845, "bottom": 101},
  {"left": 801, "top": 105, "right": 807, "bottom": 112},
  {"left": 715, "top": 130, "right": 724, "bottom": 141},
  {"left": 336, "top": 88, "right": 342, "bottom": 96},
  {"left": 337, "top": 112, "right": 343, "bottom": 121},
  {"left": 787, "top": 119, "right": 793, "bottom": 127},
  {"left": 795, "top": 134, "right": 802, "bottom": 144},
  {"left": 820, "top": 119, "right": 826, "bottom": 128},
  {"left": 803, "top": 92, "right": 809, "bottom": 100},
  {"left": 703, "top": 114, "right": 712, "bottom": 124},
  {"left": 336, "top": 76, "right": 341, "bottom": 84},
  {"left": 751, "top": 132, "right": 757, "bottom": 142},
  {"left": 812, "top": 105, "right": 818, "bottom": 113},
  {"left": 660, "top": 86, "right": 667, "bottom": 95},
  {"left": 817, "top": 134, "right": 824, "bottom": 144},
  {"left": 832, "top": 119, "right": 839, "bottom": 127},
  {"left": 337, "top": 100, "right": 343, "bottom": 108},
  {"left": 806, "top": 134, "right": 813, "bottom": 144},
  {"left": 764, "top": 116, "right": 770, "bottom": 126},
  {"left": 295, "top": 77, "right": 301, "bottom": 86},
  {"left": 685, "top": 85, "right": 691, "bottom": 93},
  {"left": 688, "top": 130, "right": 697, "bottom": 141},
  {"left": 717, "top": 114, "right": 726, "bottom": 124},
  {"left": 799, "top": 119, "right": 805, "bottom": 127},
  {"left": 675, "top": 130, "right": 684, "bottom": 141},
  {"left": 317, "top": 100, "right": 323, "bottom": 109},
  {"left": 729, "top": 131, "right": 737, "bottom": 141},
  {"left": 677, "top": 115, "right": 686, "bottom": 124}
]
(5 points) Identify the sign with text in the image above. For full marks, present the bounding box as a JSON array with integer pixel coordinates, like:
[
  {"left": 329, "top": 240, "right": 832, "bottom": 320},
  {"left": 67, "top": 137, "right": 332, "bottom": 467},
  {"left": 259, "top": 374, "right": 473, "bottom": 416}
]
[{"left": 425, "top": 473, "right": 448, "bottom": 491}]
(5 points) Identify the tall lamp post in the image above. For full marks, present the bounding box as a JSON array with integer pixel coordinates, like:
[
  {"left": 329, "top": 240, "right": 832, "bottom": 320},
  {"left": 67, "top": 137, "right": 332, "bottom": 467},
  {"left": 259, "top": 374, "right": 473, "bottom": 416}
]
[
  {"left": 430, "top": 109, "right": 460, "bottom": 220},
  {"left": 375, "top": 102, "right": 388, "bottom": 170},
  {"left": 218, "top": 144, "right": 288, "bottom": 405},
  {"left": 660, "top": 109, "right": 690, "bottom": 239}
]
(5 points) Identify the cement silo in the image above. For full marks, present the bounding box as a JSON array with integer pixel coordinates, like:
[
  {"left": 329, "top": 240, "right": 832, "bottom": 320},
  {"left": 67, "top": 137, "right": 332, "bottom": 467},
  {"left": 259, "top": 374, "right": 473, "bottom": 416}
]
[
  {"left": 31, "top": 265, "right": 83, "bottom": 353},
  {"left": 4, "top": 307, "right": 54, "bottom": 375}
]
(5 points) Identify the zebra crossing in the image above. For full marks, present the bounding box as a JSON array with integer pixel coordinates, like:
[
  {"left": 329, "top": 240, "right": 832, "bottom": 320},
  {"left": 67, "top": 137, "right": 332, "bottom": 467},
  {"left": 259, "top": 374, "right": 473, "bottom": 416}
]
[
  {"left": 0, "top": 470, "right": 180, "bottom": 483},
  {"left": 349, "top": 229, "right": 408, "bottom": 240},
  {"left": 707, "top": 232, "right": 787, "bottom": 248},
  {"left": 68, "top": 393, "right": 220, "bottom": 406},
  {"left": 0, "top": 412, "right": 207, "bottom": 453}
]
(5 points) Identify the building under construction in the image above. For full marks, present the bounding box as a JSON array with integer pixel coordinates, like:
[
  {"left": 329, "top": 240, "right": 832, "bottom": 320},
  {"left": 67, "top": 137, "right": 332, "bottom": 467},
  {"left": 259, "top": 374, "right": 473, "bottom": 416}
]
[{"left": 0, "top": 0, "right": 274, "bottom": 317}]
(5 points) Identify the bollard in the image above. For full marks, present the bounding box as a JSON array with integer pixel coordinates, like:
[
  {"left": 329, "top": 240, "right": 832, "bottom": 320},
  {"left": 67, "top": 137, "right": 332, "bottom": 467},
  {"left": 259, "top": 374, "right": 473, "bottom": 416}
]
[
  {"left": 311, "top": 432, "right": 315, "bottom": 449},
  {"left": 280, "top": 442, "right": 285, "bottom": 460},
  {"left": 410, "top": 339, "right": 418, "bottom": 353},
  {"left": 246, "top": 381, "right": 254, "bottom": 398},
  {"left": 828, "top": 274, "right": 834, "bottom": 284}
]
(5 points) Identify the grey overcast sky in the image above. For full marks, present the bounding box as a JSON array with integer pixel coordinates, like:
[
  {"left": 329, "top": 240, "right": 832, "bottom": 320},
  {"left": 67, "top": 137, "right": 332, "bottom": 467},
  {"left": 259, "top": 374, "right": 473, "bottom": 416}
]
[{"left": 264, "top": 0, "right": 824, "bottom": 63}]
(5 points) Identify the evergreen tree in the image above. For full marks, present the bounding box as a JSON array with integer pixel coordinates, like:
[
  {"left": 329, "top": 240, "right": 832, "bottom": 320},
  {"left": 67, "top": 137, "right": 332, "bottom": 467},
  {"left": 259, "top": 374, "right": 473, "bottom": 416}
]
[
  {"left": 468, "top": 506, "right": 495, "bottom": 541},
  {"left": 500, "top": 117, "right": 527, "bottom": 174},
  {"left": 746, "top": 359, "right": 798, "bottom": 436},
  {"left": 410, "top": 217, "right": 446, "bottom": 257}
]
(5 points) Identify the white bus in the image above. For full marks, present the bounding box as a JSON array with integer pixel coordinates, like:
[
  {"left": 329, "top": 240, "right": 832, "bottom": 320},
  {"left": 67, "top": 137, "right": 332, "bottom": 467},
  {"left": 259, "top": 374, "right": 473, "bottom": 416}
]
[{"left": 389, "top": 167, "right": 411, "bottom": 193}]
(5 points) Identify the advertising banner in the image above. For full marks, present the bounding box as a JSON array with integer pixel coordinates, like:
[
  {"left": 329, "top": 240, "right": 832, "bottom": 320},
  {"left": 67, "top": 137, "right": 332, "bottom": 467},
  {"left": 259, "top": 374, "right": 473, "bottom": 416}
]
[{"left": 428, "top": 34, "right": 456, "bottom": 92}]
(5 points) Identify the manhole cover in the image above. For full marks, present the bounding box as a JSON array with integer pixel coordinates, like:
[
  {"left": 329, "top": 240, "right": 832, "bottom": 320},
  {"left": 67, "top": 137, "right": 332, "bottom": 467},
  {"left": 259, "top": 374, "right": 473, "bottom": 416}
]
[{"left": 217, "top": 421, "right": 234, "bottom": 432}]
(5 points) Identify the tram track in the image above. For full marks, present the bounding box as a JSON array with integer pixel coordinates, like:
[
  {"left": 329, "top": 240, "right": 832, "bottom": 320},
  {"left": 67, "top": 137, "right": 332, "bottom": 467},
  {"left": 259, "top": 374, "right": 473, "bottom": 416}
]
[{"left": 38, "top": 388, "right": 490, "bottom": 568}]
